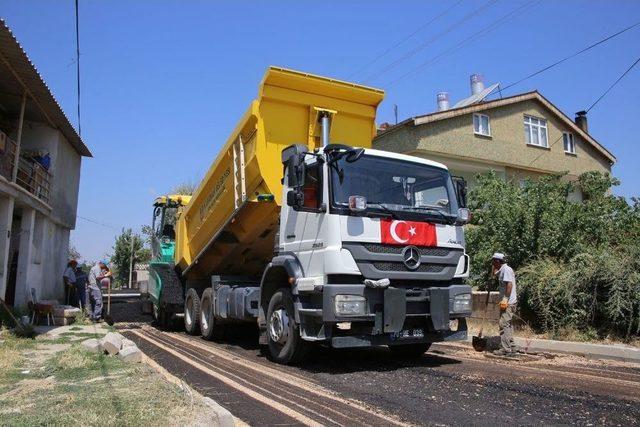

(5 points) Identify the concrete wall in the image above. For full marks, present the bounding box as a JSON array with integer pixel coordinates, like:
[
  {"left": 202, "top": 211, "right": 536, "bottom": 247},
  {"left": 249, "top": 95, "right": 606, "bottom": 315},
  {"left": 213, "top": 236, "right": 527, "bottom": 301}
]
[
  {"left": 21, "top": 121, "right": 81, "bottom": 228},
  {"left": 374, "top": 99, "right": 613, "bottom": 180}
]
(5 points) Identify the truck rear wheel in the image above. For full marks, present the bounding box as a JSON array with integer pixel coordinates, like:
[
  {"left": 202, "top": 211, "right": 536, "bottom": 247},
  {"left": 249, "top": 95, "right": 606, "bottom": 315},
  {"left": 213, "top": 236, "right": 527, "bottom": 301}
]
[
  {"left": 184, "top": 288, "right": 201, "bottom": 335},
  {"left": 388, "top": 343, "right": 431, "bottom": 358},
  {"left": 200, "top": 288, "right": 225, "bottom": 341},
  {"left": 266, "top": 288, "right": 311, "bottom": 365}
]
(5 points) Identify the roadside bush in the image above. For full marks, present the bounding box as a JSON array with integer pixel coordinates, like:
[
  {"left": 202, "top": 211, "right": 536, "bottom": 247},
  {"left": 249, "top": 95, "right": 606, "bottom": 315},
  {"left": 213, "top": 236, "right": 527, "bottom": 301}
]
[{"left": 467, "top": 170, "right": 640, "bottom": 339}]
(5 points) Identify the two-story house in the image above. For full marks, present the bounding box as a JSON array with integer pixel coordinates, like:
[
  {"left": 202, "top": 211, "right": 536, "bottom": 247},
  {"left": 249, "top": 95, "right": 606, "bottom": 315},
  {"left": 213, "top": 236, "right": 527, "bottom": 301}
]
[
  {"left": 374, "top": 75, "right": 616, "bottom": 200},
  {"left": 0, "top": 20, "right": 91, "bottom": 307}
]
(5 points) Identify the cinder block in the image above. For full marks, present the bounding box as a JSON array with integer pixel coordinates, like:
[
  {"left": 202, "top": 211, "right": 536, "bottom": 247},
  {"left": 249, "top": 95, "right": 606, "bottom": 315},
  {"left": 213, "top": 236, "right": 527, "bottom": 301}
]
[
  {"left": 81, "top": 338, "right": 102, "bottom": 353},
  {"left": 121, "top": 338, "right": 136, "bottom": 348},
  {"left": 54, "top": 306, "right": 81, "bottom": 318},
  {"left": 118, "top": 345, "right": 142, "bottom": 363},
  {"left": 101, "top": 332, "right": 123, "bottom": 355},
  {"left": 53, "top": 316, "right": 75, "bottom": 326}
]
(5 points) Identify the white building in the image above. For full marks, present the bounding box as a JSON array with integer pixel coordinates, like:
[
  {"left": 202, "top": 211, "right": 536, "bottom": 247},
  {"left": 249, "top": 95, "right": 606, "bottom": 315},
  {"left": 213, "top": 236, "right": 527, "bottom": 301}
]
[{"left": 0, "top": 20, "right": 91, "bottom": 307}]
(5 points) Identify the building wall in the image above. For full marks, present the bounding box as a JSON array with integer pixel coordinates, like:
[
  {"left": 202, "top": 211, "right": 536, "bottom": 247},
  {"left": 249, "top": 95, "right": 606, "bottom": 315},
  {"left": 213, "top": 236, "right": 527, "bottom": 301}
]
[
  {"left": 374, "top": 99, "right": 613, "bottom": 179},
  {"left": 21, "top": 121, "right": 81, "bottom": 227}
]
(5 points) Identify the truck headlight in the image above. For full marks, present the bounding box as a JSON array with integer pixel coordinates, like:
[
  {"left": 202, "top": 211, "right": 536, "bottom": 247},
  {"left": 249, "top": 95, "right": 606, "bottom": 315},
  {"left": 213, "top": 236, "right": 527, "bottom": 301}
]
[
  {"left": 453, "top": 293, "right": 471, "bottom": 312},
  {"left": 334, "top": 295, "right": 367, "bottom": 316}
]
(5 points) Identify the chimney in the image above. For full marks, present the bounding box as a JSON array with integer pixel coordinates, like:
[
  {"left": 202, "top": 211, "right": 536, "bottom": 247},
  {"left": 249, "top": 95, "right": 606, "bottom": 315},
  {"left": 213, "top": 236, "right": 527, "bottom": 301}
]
[
  {"left": 470, "top": 74, "right": 484, "bottom": 95},
  {"left": 575, "top": 111, "right": 588, "bottom": 133},
  {"left": 436, "top": 92, "right": 450, "bottom": 111}
]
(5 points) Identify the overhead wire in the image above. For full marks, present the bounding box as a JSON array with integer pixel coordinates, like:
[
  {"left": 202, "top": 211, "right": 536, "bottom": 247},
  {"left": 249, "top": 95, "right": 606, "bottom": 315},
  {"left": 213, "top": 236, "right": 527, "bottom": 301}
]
[
  {"left": 74, "top": 0, "right": 81, "bottom": 136},
  {"left": 347, "top": 0, "right": 463, "bottom": 80},
  {"left": 363, "top": 0, "right": 500, "bottom": 83},
  {"left": 500, "top": 20, "right": 640, "bottom": 93},
  {"left": 586, "top": 55, "right": 640, "bottom": 113},
  {"left": 384, "top": 0, "right": 540, "bottom": 88}
]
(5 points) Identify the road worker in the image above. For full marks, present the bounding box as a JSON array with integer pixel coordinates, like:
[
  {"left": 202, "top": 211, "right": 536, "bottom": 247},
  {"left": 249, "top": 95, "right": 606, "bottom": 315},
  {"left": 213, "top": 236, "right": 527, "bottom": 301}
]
[
  {"left": 491, "top": 252, "right": 518, "bottom": 356},
  {"left": 87, "top": 260, "right": 108, "bottom": 322}
]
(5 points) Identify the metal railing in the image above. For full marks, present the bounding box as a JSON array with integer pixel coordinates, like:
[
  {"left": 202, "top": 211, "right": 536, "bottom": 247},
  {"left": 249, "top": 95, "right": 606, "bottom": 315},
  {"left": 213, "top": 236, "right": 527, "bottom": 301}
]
[{"left": 0, "top": 131, "right": 51, "bottom": 204}]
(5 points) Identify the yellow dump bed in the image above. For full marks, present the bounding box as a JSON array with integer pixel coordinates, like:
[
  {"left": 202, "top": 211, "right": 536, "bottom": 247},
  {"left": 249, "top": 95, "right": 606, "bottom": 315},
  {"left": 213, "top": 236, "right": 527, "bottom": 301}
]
[{"left": 176, "top": 67, "right": 384, "bottom": 279}]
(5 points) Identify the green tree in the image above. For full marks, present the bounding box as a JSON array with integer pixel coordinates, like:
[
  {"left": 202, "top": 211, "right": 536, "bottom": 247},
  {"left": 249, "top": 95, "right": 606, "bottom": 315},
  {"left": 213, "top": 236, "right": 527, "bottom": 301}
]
[
  {"left": 111, "top": 229, "right": 147, "bottom": 287},
  {"left": 466, "top": 171, "right": 640, "bottom": 339}
]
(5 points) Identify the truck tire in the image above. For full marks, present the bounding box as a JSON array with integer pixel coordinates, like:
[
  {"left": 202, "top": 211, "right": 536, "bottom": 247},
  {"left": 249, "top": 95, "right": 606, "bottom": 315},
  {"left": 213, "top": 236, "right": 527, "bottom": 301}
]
[
  {"left": 200, "top": 288, "right": 225, "bottom": 341},
  {"left": 266, "top": 288, "right": 311, "bottom": 365},
  {"left": 184, "top": 288, "right": 201, "bottom": 335},
  {"left": 388, "top": 343, "right": 431, "bottom": 358}
]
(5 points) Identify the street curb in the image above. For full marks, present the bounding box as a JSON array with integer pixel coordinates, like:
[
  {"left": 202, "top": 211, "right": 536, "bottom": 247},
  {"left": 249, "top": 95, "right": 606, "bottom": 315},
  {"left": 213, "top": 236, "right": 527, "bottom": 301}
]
[
  {"left": 462, "top": 335, "right": 640, "bottom": 363},
  {"left": 141, "top": 352, "right": 237, "bottom": 426},
  {"left": 513, "top": 337, "right": 640, "bottom": 364}
]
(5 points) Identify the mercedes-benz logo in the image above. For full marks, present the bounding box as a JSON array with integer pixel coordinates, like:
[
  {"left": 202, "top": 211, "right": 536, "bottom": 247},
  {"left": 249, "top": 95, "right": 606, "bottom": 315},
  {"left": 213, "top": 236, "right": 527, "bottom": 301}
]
[{"left": 402, "top": 245, "right": 421, "bottom": 270}]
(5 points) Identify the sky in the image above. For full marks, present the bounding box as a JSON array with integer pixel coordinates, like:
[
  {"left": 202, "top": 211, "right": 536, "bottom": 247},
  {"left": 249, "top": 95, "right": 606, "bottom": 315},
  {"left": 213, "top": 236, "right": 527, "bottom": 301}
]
[{"left": 1, "top": 0, "right": 639, "bottom": 261}]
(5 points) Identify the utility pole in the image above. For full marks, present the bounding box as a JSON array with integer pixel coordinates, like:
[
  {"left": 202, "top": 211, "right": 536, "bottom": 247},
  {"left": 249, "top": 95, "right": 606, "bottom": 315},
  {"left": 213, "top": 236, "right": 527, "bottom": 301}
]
[
  {"left": 127, "top": 231, "right": 134, "bottom": 289},
  {"left": 394, "top": 104, "right": 398, "bottom": 125}
]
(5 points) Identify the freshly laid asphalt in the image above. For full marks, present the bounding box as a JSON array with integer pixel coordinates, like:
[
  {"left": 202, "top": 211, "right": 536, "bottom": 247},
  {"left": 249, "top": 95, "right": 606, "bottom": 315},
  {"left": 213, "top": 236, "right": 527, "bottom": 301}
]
[{"left": 113, "top": 298, "right": 640, "bottom": 426}]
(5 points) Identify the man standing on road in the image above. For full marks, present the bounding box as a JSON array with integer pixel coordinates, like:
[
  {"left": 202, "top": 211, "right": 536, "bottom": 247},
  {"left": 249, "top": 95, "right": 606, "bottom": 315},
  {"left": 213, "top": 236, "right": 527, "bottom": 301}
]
[
  {"left": 87, "top": 260, "right": 107, "bottom": 322},
  {"left": 491, "top": 253, "right": 517, "bottom": 356}
]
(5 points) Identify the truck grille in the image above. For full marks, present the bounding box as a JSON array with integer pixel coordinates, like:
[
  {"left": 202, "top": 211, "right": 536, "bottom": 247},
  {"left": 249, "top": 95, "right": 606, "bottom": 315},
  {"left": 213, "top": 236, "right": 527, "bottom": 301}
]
[
  {"left": 363, "top": 243, "right": 450, "bottom": 257},
  {"left": 373, "top": 262, "right": 445, "bottom": 273}
]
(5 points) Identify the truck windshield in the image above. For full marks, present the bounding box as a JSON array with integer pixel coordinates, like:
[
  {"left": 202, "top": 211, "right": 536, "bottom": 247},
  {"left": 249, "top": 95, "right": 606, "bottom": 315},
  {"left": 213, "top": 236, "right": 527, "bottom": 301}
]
[{"left": 330, "top": 154, "right": 458, "bottom": 222}]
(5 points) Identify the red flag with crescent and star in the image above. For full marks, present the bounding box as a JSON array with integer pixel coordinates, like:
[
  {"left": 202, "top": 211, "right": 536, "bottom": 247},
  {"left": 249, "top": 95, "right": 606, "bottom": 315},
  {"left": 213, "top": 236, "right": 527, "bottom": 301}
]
[{"left": 380, "top": 219, "right": 437, "bottom": 247}]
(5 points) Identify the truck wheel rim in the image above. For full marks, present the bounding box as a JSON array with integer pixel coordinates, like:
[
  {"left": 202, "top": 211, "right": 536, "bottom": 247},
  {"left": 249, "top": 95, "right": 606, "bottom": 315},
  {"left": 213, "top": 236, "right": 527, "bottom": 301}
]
[
  {"left": 268, "top": 308, "right": 289, "bottom": 344},
  {"left": 185, "top": 297, "right": 193, "bottom": 325},
  {"left": 201, "top": 301, "right": 210, "bottom": 330}
]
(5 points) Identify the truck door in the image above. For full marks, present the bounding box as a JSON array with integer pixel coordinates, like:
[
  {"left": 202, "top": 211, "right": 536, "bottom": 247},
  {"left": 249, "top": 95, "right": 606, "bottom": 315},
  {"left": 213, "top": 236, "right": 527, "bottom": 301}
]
[{"left": 295, "top": 160, "right": 326, "bottom": 275}]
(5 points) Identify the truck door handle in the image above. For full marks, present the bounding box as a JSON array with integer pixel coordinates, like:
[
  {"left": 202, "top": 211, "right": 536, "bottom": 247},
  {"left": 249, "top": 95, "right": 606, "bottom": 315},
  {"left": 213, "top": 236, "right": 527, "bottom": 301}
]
[{"left": 286, "top": 234, "right": 296, "bottom": 239}]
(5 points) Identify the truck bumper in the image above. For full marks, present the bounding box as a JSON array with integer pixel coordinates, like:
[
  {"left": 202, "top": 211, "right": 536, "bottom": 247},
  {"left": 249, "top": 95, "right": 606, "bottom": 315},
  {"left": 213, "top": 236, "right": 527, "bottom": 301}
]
[{"left": 297, "top": 283, "right": 471, "bottom": 347}]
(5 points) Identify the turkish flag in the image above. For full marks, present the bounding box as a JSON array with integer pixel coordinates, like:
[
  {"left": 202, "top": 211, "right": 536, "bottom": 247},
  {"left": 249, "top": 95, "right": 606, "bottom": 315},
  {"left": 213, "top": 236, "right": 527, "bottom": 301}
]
[{"left": 380, "top": 219, "right": 437, "bottom": 247}]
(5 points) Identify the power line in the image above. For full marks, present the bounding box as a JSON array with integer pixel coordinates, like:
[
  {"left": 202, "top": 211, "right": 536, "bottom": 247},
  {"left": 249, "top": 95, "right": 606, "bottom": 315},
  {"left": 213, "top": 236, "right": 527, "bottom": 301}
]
[
  {"left": 74, "top": 0, "right": 81, "bottom": 136},
  {"left": 77, "top": 215, "right": 119, "bottom": 230},
  {"left": 501, "top": 21, "right": 640, "bottom": 93},
  {"left": 385, "top": 0, "right": 539, "bottom": 88},
  {"left": 586, "top": 55, "right": 640, "bottom": 113},
  {"left": 347, "top": 0, "right": 463, "bottom": 80},
  {"left": 363, "top": 0, "right": 500, "bottom": 83}
]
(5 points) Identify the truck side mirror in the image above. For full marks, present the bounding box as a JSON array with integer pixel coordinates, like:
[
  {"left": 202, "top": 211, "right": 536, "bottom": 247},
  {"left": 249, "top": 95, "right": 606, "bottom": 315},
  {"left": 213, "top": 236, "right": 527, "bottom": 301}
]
[
  {"left": 286, "top": 189, "right": 303, "bottom": 208},
  {"left": 287, "top": 154, "right": 305, "bottom": 188},
  {"left": 452, "top": 176, "right": 468, "bottom": 208}
]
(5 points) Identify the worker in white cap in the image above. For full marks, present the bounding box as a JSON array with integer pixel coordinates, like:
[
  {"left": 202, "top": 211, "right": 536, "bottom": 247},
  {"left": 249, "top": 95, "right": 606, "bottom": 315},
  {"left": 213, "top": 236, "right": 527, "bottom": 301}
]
[{"left": 491, "top": 252, "right": 517, "bottom": 356}]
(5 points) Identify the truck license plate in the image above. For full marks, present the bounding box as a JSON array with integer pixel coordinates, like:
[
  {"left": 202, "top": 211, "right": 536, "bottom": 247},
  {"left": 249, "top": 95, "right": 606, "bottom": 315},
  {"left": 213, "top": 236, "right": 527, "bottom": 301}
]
[{"left": 394, "top": 328, "right": 424, "bottom": 340}]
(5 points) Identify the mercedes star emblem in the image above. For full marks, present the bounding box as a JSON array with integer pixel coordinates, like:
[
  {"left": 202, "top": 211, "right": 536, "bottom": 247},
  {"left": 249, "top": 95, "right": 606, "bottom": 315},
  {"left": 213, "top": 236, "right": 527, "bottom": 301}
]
[{"left": 402, "top": 245, "right": 421, "bottom": 270}]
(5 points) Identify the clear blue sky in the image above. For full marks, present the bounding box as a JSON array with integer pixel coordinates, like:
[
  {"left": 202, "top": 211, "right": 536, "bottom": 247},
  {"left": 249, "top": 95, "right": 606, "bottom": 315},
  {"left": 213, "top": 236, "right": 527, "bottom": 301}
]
[{"left": 1, "top": 0, "right": 639, "bottom": 261}]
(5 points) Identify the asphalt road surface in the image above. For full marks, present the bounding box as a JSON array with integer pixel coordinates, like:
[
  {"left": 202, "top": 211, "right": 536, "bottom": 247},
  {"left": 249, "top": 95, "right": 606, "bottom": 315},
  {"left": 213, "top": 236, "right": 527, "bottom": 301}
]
[{"left": 113, "top": 298, "right": 640, "bottom": 426}]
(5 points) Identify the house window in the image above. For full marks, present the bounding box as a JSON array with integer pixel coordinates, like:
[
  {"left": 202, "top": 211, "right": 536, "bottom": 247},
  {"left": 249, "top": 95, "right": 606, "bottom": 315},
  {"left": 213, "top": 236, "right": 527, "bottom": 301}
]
[
  {"left": 473, "top": 113, "right": 491, "bottom": 136},
  {"left": 524, "top": 115, "right": 548, "bottom": 148},
  {"left": 563, "top": 132, "right": 576, "bottom": 154}
]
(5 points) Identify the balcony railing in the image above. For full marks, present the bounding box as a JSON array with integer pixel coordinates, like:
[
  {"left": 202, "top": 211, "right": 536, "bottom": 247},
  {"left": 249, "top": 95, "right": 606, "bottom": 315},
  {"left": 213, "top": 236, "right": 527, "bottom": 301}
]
[{"left": 0, "top": 132, "right": 51, "bottom": 204}]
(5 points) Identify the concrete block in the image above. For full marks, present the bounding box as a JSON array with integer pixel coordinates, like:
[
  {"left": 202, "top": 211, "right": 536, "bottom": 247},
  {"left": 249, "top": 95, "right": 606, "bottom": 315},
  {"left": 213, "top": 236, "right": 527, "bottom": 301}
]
[
  {"left": 201, "top": 397, "right": 235, "bottom": 427},
  {"left": 81, "top": 338, "right": 102, "bottom": 353},
  {"left": 53, "top": 306, "right": 81, "bottom": 318},
  {"left": 121, "top": 338, "right": 136, "bottom": 348},
  {"left": 53, "top": 316, "right": 75, "bottom": 326},
  {"left": 101, "top": 332, "right": 123, "bottom": 355},
  {"left": 118, "top": 345, "right": 143, "bottom": 363}
]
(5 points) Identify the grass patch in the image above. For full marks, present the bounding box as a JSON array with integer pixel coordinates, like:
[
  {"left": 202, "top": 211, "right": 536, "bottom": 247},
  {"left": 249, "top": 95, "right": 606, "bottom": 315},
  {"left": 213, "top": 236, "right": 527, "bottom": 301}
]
[{"left": 0, "top": 331, "right": 212, "bottom": 426}]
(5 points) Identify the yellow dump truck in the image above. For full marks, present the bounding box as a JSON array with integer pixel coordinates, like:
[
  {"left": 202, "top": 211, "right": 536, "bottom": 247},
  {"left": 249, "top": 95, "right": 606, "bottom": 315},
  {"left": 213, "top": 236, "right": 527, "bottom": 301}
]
[{"left": 149, "top": 67, "right": 472, "bottom": 364}]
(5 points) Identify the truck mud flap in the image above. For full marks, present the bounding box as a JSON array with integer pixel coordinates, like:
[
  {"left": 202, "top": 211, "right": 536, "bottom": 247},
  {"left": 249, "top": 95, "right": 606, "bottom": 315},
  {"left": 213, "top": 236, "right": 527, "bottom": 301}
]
[
  {"left": 430, "top": 288, "right": 450, "bottom": 331},
  {"left": 152, "top": 264, "right": 184, "bottom": 306},
  {"left": 383, "top": 287, "right": 406, "bottom": 333}
]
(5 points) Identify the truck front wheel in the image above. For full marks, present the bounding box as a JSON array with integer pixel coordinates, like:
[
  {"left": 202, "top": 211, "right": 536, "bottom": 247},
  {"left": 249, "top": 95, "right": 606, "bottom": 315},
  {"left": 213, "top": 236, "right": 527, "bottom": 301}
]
[
  {"left": 266, "top": 288, "right": 311, "bottom": 365},
  {"left": 184, "top": 288, "right": 201, "bottom": 335},
  {"left": 200, "top": 288, "right": 225, "bottom": 341}
]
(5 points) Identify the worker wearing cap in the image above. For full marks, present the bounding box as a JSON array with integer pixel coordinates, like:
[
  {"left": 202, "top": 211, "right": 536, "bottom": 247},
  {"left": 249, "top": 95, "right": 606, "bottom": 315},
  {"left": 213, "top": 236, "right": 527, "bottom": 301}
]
[
  {"left": 491, "top": 253, "right": 517, "bottom": 356},
  {"left": 87, "top": 260, "right": 107, "bottom": 322}
]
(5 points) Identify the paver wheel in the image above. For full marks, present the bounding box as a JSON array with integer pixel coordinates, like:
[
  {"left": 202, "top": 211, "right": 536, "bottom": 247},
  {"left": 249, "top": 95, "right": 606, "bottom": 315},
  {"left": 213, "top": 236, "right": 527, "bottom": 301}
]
[
  {"left": 388, "top": 343, "right": 431, "bottom": 358},
  {"left": 184, "top": 288, "right": 201, "bottom": 335},
  {"left": 266, "top": 288, "right": 311, "bottom": 365},
  {"left": 200, "top": 288, "right": 226, "bottom": 341}
]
